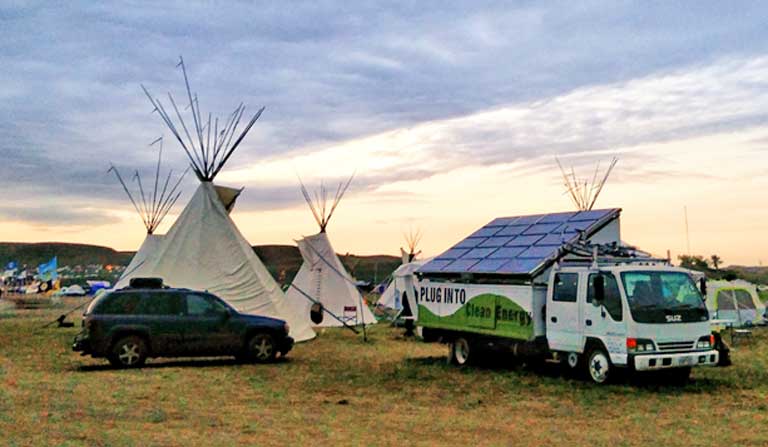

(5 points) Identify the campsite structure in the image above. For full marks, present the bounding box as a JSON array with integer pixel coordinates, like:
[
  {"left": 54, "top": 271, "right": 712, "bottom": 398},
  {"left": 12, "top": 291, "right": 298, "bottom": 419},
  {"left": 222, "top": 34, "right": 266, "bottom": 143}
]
[
  {"left": 118, "top": 57, "right": 315, "bottom": 342},
  {"left": 110, "top": 137, "right": 188, "bottom": 283},
  {"left": 284, "top": 176, "right": 376, "bottom": 328}
]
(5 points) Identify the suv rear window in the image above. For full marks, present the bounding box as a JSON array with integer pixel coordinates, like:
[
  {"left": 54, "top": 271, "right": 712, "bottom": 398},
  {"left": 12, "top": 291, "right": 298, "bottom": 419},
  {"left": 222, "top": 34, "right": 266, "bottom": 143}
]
[
  {"left": 138, "top": 292, "right": 182, "bottom": 315},
  {"left": 94, "top": 292, "right": 143, "bottom": 315}
]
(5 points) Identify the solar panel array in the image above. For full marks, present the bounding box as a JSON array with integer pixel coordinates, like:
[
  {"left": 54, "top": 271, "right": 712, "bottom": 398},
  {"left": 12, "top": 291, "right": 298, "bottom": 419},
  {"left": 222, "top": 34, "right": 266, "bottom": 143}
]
[{"left": 419, "top": 208, "right": 620, "bottom": 275}]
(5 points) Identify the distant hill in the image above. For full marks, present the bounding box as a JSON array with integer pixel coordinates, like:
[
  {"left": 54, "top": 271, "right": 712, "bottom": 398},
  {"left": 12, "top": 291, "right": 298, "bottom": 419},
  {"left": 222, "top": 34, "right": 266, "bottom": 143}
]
[
  {"left": 728, "top": 266, "right": 768, "bottom": 286},
  {"left": 0, "top": 242, "right": 133, "bottom": 268},
  {"left": 0, "top": 242, "right": 401, "bottom": 286},
  {"left": 254, "top": 244, "right": 400, "bottom": 286}
]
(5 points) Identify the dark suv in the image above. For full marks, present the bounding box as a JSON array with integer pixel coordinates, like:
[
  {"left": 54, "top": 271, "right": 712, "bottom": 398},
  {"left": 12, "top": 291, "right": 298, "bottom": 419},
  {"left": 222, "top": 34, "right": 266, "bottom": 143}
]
[{"left": 72, "top": 283, "right": 294, "bottom": 368}]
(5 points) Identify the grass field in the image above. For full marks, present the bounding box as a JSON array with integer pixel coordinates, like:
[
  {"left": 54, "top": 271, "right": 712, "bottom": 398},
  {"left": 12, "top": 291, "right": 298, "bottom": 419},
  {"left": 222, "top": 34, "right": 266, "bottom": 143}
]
[{"left": 1, "top": 300, "right": 767, "bottom": 446}]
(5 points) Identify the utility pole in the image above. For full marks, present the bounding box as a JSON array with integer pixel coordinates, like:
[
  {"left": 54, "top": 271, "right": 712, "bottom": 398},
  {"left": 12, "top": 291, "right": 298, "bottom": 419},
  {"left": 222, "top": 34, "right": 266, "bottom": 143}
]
[{"left": 684, "top": 206, "right": 691, "bottom": 256}]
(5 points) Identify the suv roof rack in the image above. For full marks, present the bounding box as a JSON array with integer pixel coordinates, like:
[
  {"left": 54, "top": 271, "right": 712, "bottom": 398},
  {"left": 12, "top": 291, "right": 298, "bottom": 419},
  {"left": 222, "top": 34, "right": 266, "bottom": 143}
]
[{"left": 128, "top": 277, "right": 165, "bottom": 289}]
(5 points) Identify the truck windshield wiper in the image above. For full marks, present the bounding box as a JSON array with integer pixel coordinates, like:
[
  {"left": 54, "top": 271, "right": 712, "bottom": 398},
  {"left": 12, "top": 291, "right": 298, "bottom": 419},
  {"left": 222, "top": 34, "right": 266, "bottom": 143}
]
[
  {"left": 668, "top": 303, "right": 694, "bottom": 310},
  {"left": 633, "top": 304, "right": 661, "bottom": 310}
]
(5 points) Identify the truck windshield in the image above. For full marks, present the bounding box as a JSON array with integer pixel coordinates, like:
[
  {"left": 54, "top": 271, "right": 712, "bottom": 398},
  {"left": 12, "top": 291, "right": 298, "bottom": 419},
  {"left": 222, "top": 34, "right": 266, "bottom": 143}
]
[{"left": 620, "top": 271, "right": 708, "bottom": 324}]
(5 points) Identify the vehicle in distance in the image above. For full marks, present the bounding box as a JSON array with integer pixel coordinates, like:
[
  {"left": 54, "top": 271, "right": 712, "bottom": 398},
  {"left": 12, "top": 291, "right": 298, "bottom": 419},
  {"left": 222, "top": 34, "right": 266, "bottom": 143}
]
[{"left": 73, "top": 280, "right": 293, "bottom": 368}]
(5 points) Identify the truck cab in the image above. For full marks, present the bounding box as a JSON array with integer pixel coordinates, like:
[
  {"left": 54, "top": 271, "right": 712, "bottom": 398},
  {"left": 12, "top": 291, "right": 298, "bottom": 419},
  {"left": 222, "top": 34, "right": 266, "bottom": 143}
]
[{"left": 546, "top": 262, "right": 718, "bottom": 383}]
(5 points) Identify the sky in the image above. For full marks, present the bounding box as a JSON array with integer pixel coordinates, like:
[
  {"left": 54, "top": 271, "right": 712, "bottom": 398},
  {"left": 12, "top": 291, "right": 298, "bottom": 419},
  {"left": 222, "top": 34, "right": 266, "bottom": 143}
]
[{"left": 1, "top": 1, "right": 767, "bottom": 266}]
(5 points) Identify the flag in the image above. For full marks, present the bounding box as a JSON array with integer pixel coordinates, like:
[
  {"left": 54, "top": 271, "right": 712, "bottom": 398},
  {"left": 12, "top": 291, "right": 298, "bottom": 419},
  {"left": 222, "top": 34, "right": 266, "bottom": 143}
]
[{"left": 37, "top": 256, "right": 58, "bottom": 281}]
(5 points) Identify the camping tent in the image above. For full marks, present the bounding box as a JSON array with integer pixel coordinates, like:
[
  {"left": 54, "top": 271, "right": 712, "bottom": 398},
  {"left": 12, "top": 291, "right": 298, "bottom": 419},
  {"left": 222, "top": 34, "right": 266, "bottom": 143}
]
[
  {"left": 119, "top": 58, "right": 316, "bottom": 342},
  {"left": 706, "top": 279, "right": 766, "bottom": 326},
  {"left": 284, "top": 177, "right": 376, "bottom": 328}
]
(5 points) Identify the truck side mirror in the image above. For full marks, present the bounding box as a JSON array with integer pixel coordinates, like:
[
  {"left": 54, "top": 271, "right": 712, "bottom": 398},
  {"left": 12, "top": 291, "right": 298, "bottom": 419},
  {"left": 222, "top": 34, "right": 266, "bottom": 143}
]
[
  {"left": 593, "top": 274, "right": 605, "bottom": 304},
  {"left": 699, "top": 278, "right": 707, "bottom": 299}
]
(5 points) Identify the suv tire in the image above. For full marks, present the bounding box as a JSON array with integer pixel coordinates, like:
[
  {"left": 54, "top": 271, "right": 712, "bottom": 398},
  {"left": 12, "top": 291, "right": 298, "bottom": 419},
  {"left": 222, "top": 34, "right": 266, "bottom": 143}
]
[
  {"left": 246, "top": 333, "right": 277, "bottom": 363},
  {"left": 109, "top": 336, "right": 148, "bottom": 368}
]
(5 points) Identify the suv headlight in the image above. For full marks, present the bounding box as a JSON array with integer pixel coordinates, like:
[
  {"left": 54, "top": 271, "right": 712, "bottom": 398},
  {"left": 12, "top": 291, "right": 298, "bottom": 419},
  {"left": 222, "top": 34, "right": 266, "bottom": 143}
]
[
  {"left": 626, "top": 338, "right": 655, "bottom": 353},
  {"left": 697, "top": 335, "right": 714, "bottom": 349}
]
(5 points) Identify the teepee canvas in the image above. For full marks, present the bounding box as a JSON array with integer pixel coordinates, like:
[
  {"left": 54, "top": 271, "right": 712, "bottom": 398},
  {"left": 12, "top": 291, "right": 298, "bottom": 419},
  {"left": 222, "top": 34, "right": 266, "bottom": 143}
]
[
  {"left": 118, "top": 57, "right": 316, "bottom": 342},
  {"left": 285, "top": 177, "right": 376, "bottom": 327}
]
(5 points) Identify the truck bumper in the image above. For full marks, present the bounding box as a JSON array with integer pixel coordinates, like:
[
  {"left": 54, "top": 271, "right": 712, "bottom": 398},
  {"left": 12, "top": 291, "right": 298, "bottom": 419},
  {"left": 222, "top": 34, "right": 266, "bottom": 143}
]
[{"left": 633, "top": 349, "right": 719, "bottom": 371}]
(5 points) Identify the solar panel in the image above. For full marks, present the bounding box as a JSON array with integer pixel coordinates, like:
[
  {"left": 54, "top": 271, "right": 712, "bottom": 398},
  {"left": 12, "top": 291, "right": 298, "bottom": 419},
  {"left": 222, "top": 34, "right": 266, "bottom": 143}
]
[{"left": 420, "top": 208, "right": 620, "bottom": 276}]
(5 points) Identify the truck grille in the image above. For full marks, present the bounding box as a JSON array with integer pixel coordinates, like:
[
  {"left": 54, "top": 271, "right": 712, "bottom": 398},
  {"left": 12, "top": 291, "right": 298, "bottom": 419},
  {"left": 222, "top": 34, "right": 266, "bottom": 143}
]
[{"left": 657, "top": 341, "right": 695, "bottom": 351}]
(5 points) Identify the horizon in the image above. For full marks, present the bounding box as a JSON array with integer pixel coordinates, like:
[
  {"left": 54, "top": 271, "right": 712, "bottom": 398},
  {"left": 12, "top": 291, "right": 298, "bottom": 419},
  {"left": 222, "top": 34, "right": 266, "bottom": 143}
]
[{"left": 2, "top": 3, "right": 767, "bottom": 266}]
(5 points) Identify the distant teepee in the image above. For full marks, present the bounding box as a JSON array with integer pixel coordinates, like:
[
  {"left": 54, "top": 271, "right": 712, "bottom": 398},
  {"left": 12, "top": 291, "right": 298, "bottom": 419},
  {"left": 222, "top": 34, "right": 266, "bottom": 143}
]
[
  {"left": 379, "top": 229, "right": 428, "bottom": 312},
  {"left": 285, "top": 175, "right": 377, "bottom": 328},
  {"left": 401, "top": 227, "right": 423, "bottom": 264},
  {"left": 556, "top": 156, "right": 618, "bottom": 211},
  {"left": 110, "top": 137, "right": 188, "bottom": 283},
  {"left": 118, "top": 57, "right": 315, "bottom": 342}
]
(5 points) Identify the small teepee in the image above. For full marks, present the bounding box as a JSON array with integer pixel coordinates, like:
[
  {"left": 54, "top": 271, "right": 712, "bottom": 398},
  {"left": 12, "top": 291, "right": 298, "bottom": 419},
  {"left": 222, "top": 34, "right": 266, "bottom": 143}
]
[
  {"left": 285, "top": 176, "right": 376, "bottom": 328},
  {"left": 379, "top": 229, "right": 426, "bottom": 312},
  {"left": 556, "top": 157, "right": 618, "bottom": 211},
  {"left": 118, "top": 57, "right": 315, "bottom": 342},
  {"left": 111, "top": 137, "right": 188, "bottom": 283}
]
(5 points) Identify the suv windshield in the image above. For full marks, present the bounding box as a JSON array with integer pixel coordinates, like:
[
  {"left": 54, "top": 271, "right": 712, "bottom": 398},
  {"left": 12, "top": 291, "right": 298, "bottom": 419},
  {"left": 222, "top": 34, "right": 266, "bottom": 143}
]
[{"left": 621, "top": 271, "right": 708, "bottom": 324}]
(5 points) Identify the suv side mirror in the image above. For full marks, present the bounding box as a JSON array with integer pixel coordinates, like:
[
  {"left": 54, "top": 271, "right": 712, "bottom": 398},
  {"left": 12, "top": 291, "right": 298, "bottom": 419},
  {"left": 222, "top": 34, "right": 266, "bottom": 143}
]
[
  {"left": 699, "top": 278, "right": 707, "bottom": 299},
  {"left": 593, "top": 274, "right": 605, "bottom": 304}
]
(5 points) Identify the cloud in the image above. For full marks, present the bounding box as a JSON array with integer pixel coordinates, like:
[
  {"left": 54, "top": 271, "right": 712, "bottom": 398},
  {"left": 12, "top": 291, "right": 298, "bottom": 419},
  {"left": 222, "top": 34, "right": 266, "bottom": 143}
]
[
  {"left": 0, "top": 204, "right": 120, "bottom": 227},
  {"left": 3, "top": 2, "right": 768, "bottom": 224},
  {"left": 221, "top": 54, "right": 768, "bottom": 211}
]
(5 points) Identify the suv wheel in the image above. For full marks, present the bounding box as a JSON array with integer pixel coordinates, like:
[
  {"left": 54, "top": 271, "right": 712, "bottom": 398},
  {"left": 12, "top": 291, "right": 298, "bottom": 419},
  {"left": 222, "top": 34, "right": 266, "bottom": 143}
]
[
  {"left": 247, "top": 333, "right": 276, "bottom": 363},
  {"left": 109, "top": 336, "right": 147, "bottom": 368}
]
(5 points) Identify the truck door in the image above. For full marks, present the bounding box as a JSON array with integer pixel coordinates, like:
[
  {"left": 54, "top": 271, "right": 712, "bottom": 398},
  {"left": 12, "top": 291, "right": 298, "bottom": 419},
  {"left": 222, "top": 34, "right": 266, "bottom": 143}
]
[
  {"left": 583, "top": 272, "right": 627, "bottom": 363},
  {"left": 546, "top": 271, "right": 582, "bottom": 352}
]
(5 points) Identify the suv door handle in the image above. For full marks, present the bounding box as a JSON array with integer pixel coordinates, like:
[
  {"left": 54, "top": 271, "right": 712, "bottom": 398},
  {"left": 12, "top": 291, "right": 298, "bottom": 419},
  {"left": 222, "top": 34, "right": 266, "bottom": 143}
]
[
  {"left": 585, "top": 319, "right": 592, "bottom": 326},
  {"left": 550, "top": 316, "right": 557, "bottom": 323}
]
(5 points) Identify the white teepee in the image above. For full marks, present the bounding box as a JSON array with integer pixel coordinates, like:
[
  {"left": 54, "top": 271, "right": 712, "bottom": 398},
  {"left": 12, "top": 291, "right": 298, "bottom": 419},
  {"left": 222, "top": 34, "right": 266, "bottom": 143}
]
[
  {"left": 119, "top": 57, "right": 316, "bottom": 342},
  {"left": 556, "top": 156, "right": 618, "bottom": 211},
  {"left": 378, "top": 229, "right": 425, "bottom": 312},
  {"left": 285, "top": 177, "right": 376, "bottom": 327},
  {"left": 111, "top": 137, "right": 187, "bottom": 285}
]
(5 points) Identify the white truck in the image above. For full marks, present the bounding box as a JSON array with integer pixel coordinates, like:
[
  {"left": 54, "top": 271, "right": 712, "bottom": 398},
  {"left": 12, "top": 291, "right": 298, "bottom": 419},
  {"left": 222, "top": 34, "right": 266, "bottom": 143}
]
[{"left": 415, "top": 209, "right": 719, "bottom": 384}]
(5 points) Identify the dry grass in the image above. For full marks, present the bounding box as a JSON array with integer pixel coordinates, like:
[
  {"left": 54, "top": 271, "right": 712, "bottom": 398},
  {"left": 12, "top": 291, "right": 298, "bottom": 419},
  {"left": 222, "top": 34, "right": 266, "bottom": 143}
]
[{"left": 1, "top": 300, "right": 767, "bottom": 446}]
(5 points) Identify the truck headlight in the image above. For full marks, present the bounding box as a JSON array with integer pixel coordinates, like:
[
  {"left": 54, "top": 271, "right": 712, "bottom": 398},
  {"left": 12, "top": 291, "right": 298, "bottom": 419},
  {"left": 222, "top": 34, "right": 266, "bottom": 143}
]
[
  {"left": 697, "top": 335, "right": 714, "bottom": 349},
  {"left": 627, "top": 338, "right": 655, "bottom": 353}
]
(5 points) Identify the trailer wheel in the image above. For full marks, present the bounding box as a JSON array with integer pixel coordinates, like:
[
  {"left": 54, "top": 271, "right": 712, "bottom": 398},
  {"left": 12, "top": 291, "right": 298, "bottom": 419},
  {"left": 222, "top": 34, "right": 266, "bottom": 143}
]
[
  {"left": 585, "top": 346, "right": 612, "bottom": 384},
  {"left": 448, "top": 337, "right": 472, "bottom": 366}
]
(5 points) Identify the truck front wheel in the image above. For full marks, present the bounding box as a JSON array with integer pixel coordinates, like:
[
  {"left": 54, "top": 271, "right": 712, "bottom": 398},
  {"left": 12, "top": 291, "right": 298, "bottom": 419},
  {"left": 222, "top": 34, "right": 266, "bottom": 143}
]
[
  {"left": 585, "top": 347, "right": 612, "bottom": 384},
  {"left": 448, "top": 337, "right": 472, "bottom": 366}
]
